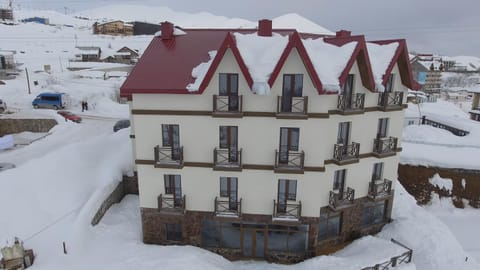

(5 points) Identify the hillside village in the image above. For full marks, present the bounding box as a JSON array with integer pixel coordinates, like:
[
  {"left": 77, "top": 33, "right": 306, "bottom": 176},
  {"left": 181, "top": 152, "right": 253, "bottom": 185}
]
[{"left": 0, "top": 4, "right": 480, "bottom": 270}]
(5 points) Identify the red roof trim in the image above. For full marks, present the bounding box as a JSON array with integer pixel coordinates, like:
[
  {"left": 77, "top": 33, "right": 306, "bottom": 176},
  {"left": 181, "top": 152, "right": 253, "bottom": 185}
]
[
  {"left": 268, "top": 31, "right": 324, "bottom": 93},
  {"left": 324, "top": 35, "right": 376, "bottom": 92},
  {"left": 196, "top": 33, "right": 253, "bottom": 93},
  {"left": 370, "top": 39, "right": 420, "bottom": 90}
]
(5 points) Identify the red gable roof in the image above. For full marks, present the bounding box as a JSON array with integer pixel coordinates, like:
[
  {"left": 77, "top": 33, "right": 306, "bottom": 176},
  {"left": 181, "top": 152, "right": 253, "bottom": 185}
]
[
  {"left": 120, "top": 24, "right": 416, "bottom": 99},
  {"left": 369, "top": 39, "right": 420, "bottom": 90},
  {"left": 324, "top": 34, "right": 376, "bottom": 93}
]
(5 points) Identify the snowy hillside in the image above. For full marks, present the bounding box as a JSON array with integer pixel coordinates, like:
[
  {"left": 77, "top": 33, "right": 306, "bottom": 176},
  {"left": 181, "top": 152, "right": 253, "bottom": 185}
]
[{"left": 0, "top": 5, "right": 479, "bottom": 270}]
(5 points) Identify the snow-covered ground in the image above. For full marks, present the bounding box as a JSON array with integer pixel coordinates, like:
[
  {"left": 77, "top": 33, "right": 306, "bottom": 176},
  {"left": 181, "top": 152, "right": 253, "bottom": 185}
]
[{"left": 1, "top": 6, "right": 479, "bottom": 270}]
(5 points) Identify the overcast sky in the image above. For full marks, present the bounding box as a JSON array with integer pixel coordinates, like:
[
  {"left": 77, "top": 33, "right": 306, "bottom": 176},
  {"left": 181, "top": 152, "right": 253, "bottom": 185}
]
[{"left": 9, "top": 0, "right": 480, "bottom": 57}]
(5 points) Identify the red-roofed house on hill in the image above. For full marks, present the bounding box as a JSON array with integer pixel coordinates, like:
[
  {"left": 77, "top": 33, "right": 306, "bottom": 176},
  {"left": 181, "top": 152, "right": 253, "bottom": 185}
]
[{"left": 120, "top": 20, "right": 418, "bottom": 263}]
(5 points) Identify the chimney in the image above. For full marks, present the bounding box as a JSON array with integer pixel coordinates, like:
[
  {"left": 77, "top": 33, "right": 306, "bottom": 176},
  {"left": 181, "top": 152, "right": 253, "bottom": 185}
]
[
  {"left": 336, "top": 30, "right": 351, "bottom": 38},
  {"left": 160, "top": 21, "right": 174, "bottom": 40},
  {"left": 258, "top": 19, "right": 272, "bottom": 37}
]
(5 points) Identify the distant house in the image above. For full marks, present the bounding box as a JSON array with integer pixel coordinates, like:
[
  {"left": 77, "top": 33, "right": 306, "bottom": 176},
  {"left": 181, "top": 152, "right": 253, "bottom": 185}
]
[
  {"left": 74, "top": 46, "right": 102, "bottom": 62},
  {"left": 467, "top": 84, "right": 480, "bottom": 121},
  {"left": 0, "top": 50, "right": 16, "bottom": 80},
  {"left": 102, "top": 47, "right": 140, "bottom": 64},
  {"left": 410, "top": 54, "right": 442, "bottom": 95},
  {"left": 92, "top": 20, "right": 134, "bottom": 36},
  {"left": 0, "top": 8, "right": 13, "bottom": 21},
  {"left": 131, "top": 21, "right": 162, "bottom": 35},
  {"left": 20, "top": 17, "right": 50, "bottom": 25}
]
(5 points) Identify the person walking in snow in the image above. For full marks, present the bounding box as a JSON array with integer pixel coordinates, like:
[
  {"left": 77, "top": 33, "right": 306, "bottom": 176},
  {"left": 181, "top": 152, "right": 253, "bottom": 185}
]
[{"left": 81, "top": 101, "right": 85, "bottom": 112}]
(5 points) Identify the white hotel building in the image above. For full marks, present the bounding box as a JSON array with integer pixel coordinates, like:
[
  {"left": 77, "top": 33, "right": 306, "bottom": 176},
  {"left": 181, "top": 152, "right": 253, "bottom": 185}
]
[{"left": 120, "top": 20, "right": 419, "bottom": 263}]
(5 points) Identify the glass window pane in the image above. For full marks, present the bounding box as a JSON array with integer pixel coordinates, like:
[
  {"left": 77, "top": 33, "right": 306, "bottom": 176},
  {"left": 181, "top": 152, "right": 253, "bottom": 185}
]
[
  {"left": 220, "top": 223, "right": 241, "bottom": 249},
  {"left": 294, "top": 74, "right": 303, "bottom": 97},
  {"left": 219, "top": 74, "right": 227, "bottom": 95},
  {"left": 230, "top": 74, "right": 238, "bottom": 95},
  {"left": 290, "top": 128, "right": 299, "bottom": 151},
  {"left": 288, "top": 226, "right": 307, "bottom": 254},
  {"left": 201, "top": 220, "right": 220, "bottom": 247},
  {"left": 219, "top": 126, "right": 227, "bottom": 148},
  {"left": 288, "top": 180, "right": 297, "bottom": 200},
  {"left": 220, "top": 177, "right": 228, "bottom": 197},
  {"left": 267, "top": 230, "right": 288, "bottom": 252}
]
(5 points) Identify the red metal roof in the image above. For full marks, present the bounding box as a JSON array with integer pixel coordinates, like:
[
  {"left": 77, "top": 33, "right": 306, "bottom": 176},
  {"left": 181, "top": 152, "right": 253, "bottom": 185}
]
[{"left": 120, "top": 25, "right": 419, "bottom": 99}]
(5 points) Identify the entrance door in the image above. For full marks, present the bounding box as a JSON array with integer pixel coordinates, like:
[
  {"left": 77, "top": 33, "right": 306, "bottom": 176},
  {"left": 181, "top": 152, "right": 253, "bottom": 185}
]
[
  {"left": 219, "top": 73, "right": 239, "bottom": 111},
  {"left": 219, "top": 126, "right": 238, "bottom": 162},
  {"left": 243, "top": 228, "right": 266, "bottom": 258},
  {"left": 279, "top": 128, "right": 299, "bottom": 164},
  {"left": 281, "top": 74, "right": 303, "bottom": 112}
]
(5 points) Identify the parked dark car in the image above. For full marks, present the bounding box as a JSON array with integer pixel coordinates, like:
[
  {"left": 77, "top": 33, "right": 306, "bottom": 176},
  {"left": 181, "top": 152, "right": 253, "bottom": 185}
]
[
  {"left": 113, "top": 119, "right": 130, "bottom": 132},
  {"left": 57, "top": 110, "right": 82, "bottom": 123}
]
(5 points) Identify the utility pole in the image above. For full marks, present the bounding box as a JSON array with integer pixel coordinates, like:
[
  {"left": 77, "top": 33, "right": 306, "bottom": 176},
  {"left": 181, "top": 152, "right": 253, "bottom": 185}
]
[{"left": 25, "top": 67, "right": 31, "bottom": 95}]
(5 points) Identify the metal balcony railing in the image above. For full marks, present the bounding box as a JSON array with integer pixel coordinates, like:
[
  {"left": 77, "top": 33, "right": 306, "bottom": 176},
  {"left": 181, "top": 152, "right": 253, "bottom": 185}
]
[
  {"left": 158, "top": 194, "right": 186, "bottom": 213},
  {"left": 154, "top": 145, "right": 184, "bottom": 167},
  {"left": 273, "top": 200, "right": 302, "bottom": 219},
  {"left": 276, "top": 96, "right": 308, "bottom": 115},
  {"left": 329, "top": 187, "right": 355, "bottom": 210},
  {"left": 214, "top": 197, "right": 242, "bottom": 217},
  {"left": 213, "top": 95, "right": 242, "bottom": 114},
  {"left": 275, "top": 150, "right": 305, "bottom": 171},
  {"left": 373, "top": 137, "right": 398, "bottom": 155},
  {"left": 368, "top": 179, "right": 393, "bottom": 200},
  {"left": 378, "top": 91, "right": 403, "bottom": 109},
  {"left": 333, "top": 142, "right": 360, "bottom": 162},
  {"left": 337, "top": 93, "right": 365, "bottom": 112},
  {"left": 213, "top": 148, "right": 242, "bottom": 169}
]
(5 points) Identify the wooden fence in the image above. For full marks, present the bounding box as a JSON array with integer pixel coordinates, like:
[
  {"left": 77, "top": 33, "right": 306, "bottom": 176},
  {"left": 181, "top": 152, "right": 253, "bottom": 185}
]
[{"left": 361, "top": 239, "right": 413, "bottom": 270}]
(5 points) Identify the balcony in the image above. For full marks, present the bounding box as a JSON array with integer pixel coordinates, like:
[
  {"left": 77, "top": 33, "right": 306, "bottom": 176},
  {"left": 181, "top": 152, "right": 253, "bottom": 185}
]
[
  {"left": 276, "top": 96, "right": 308, "bottom": 118},
  {"left": 333, "top": 142, "right": 360, "bottom": 165},
  {"left": 154, "top": 145, "right": 184, "bottom": 168},
  {"left": 337, "top": 93, "right": 365, "bottom": 114},
  {"left": 158, "top": 194, "right": 186, "bottom": 214},
  {"left": 212, "top": 95, "right": 243, "bottom": 117},
  {"left": 378, "top": 91, "right": 404, "bottom": 111},
  {"left": 273, "top": 200, "right": 302, "bottom": 220},
  {"left": 213, "top": 148, "right": 242, "bottom": 171},
  {"left": 368, "top": 179, "right": 393, "bottom": 201},
  {"left": 214, "top": 197, "right": 242, "bottom": 217},
  {"left": 329, "top": 187, "right": 355, "bottom": 211},
  {"left": 274, "top": 150, "right": 305, "bottom": 173},
  {"left": 373, "top": 137, "right": 398, "bottom": 157}
]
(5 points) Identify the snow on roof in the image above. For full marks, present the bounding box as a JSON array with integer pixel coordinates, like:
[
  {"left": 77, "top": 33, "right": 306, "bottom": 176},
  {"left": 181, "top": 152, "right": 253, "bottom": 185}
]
[
  {"left": 233, "top": 32, "right": 289, "bottom": 94},
  {"left": 367, "top": 42, "right": 399, "bottom": 92},
  {"left": 186, "top": 51, "right": 217, "bottom": 92},
  {"left": 303, "top": 38, "right": 357, "bottom": 92},
  {"left": 465, "top": 84, "right": 480, "bottom": 93},
  {"left": 154, "top": 27, "right": 187, "bottom": 37},
  {"left": 272, "top": 13, "right": 334, "bottom": 35}
]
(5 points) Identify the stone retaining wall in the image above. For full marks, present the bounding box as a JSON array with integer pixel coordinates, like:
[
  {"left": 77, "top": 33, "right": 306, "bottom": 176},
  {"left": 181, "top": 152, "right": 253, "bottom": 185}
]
[
  {"left": 0, "top": 119, "right": 57, "bottom": 137},
  {"left": 398, "top": 164, "right": 480, "bottom": 208},
  {"left": 91, "top": 174, "right": 139, "bottom": 225}
]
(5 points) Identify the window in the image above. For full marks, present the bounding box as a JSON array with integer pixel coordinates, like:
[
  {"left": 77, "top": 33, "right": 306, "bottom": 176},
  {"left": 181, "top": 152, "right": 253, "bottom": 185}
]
[
  {"left": 408, "top": 120, "right": 415, "bottom": 125},
  {"left": 219, "top": 73, "right": 238, "bottom": 96},
  {"left": 385, "top": 74, "right": 395, "bottom": 93},
  {"left": 342, "top": 74, "right": 354, "bottom": 95},
  {"left": 161, "top": 124, "right": 179, "bottom": 147},
  {"left": 278, "top": 179, "right": 297, "bottom": 202},
  {"left": 201, "top": 221, "right": 240, "bottom": 249},
  {"left": 318, "top": 209, "right": 342, "bottom": 241},
  {"left": 337, "top": 122, "right": 350, "bottom": 145},
  {"left": 372, "top": 162, "right": 384, "bottom": 181},
  {"left": 219, "top": 126, "right": 238, "bottom": 149},
  {"left": 166, "top": 223, "right": 182, "bottom": 241},
  {"left": 282, "top": 74, "right": 303, "bottom": 97},
  {"left": 377, "top": 118, "right": 389, "bottom": 138},
  {"left": 333, "top": 169, "right": 346, "bottom": 192},
  {"left": 220, "top": 177, "right": 238, "bottom": 198},
  {"left": 164, "top": 175, "right": 181, "bottom": 195},
  {"left": 362, "top": 201, "right": 387, "bottom": 226}
]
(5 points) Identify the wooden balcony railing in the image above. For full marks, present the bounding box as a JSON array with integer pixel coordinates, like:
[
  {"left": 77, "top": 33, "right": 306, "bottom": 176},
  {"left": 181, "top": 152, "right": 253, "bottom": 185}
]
[
  {"left": 368, "top": 179, "right": 393, "bottom": 200},
  {"left": 273, "top": 200, "right": 302, "bottom": 219},
  {"left": 333, "top": 142, "right": 360, "bottom": 163},
  {"left": 276, "top": 96, "right": 308, "bottom": 117},
  {"left": 421, "top": 116, "right": 469, "bottom": 136},
  {"left": 378, "top": 91, "right": 403, "bottom": 110},
  {"left": 361, "top": 239, "right": 413, "bottom": 270},
  {"left": 158, "top": 194, "right": 186, "bottom": 213},
  {"left": 154, "top": 145, "right": 184, "bottom": 168},
  {"left": 213, "top": 95, "right": 243, "bottom": 115},
  {"left": 275, "top": 150, "right": 305, "bottom": 172},
  {"left": 337, "top": 93, "right": 365, "bottom": 112},
  {"left": 213, "top": 148, "right": 242, "bottom": 170},
  {"left": 214, "top": 197, "right": 242, "bottom": 217},
  {"left": 329, "top": 187, "right": 355, "bottom": 210},
  {"left": 373, "top": 137, "right": 398, "bottom": 156}
]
